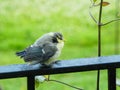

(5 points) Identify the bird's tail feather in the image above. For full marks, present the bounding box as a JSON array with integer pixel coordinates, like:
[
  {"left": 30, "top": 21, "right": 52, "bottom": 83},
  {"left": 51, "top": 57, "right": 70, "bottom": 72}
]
[{"left": 16, "top": 51, "right": 26, "bottom": 58}]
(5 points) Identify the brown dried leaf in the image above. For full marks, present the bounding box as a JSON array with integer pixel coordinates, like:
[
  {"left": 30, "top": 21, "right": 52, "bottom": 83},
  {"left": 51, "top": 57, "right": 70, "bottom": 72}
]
[
  {"left": 96, "top": 2, "right": 110, "bottom": 7},
  {"left": 101, "top": 2, "right": 110, "bottom": 6}
]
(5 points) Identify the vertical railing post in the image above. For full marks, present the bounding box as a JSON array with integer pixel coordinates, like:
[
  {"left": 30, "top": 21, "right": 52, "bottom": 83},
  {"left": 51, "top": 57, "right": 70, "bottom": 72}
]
[
  {"left": 27, "top": 75, "right": 35, "bottom": 90},
  {"left": 108, "top": 68, "right": 116, "bottom": 90}
]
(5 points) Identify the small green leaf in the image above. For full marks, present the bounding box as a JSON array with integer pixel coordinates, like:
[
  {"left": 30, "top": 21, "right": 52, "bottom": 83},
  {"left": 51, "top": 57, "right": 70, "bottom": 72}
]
[{"left": 93, "top": 0, "right": 97, "bottom": 3}]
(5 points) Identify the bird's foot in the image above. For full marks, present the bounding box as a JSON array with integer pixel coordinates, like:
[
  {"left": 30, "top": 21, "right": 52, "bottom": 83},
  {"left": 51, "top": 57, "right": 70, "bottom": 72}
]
[
  {"left": 41, "top": 64, "right": 52, "bottom": 68},
  {"left": 41, "top": 60, "right": 61, "bottom": 68},
  {"left": 52, "top": 60, "right": 60, "bottom": 65}
]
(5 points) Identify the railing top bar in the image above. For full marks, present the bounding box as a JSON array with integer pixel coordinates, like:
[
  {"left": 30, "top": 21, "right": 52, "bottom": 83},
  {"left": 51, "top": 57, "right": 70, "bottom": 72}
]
[{"left": 0, "top": 55, "right": 120, "bottom": 79}]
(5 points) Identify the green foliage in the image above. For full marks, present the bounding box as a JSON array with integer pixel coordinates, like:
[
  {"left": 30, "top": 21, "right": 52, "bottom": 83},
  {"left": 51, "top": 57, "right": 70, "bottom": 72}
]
[{"left": 0, "top": 0, "right": 116, "bottom": 52}]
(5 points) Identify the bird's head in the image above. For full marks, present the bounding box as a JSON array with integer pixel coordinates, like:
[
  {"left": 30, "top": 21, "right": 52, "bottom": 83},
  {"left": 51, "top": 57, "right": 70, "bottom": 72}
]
[
  {"left": 34, "top": 32, "right": 65, "bottom": 47},
  {"left": 51, "top": 32, "right": 64, "bottom": 44}
]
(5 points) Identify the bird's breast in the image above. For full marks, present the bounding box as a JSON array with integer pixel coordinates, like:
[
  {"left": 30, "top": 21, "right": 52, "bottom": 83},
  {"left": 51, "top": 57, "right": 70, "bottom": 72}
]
[{"left": 50, "top": 41, "right": 64, "bottom": 59}]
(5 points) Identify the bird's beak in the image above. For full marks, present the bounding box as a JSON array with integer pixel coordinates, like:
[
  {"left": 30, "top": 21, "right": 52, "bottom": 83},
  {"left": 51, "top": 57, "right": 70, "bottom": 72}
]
[
  {"left": 60, "top": 39, "right": 66, "bottom": 42},
  {"left": 63, "top": 39, "right": 66, "bottom": 42},
  {"left": 57, "top": 38, "right": 66, "bottom": 43}
]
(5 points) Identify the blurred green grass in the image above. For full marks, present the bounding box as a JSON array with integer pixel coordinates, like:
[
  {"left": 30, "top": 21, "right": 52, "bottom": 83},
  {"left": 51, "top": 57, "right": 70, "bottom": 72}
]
[{"left": 0, "top": 0, "right": 120, "bottom": 90}]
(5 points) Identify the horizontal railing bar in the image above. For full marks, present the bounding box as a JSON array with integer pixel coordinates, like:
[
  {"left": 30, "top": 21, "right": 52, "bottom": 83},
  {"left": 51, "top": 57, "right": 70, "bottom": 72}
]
[{"left": 0, "top": 55, "right": 120, "bottom": 79}]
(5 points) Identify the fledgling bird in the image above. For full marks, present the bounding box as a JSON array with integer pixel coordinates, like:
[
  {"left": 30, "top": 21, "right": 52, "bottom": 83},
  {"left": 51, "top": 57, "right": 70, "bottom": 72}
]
[{"left": 16, "top": 32, "right": 64, "bottom": 66}]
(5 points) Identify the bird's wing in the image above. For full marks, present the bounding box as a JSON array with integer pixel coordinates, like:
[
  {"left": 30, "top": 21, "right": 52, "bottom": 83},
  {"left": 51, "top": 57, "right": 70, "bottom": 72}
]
[
  {"left": 16, "top": 42, "right": 57, "bottom": 63},
  {"left": 42, "top": 42, "right": 57, "bottom": 61},
  {"left": 23, "top": 46, "right": 43, "bottom": 62}
]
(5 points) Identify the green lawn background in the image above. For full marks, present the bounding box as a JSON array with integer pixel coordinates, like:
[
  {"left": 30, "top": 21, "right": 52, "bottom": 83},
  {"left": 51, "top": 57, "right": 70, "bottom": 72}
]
[{"left": 0, "top": 0, "right": 120, "bottom": 90}]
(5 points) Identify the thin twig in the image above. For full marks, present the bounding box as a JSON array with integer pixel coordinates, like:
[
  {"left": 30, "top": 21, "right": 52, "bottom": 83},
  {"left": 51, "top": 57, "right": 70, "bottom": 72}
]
[
  {"left": 102, "top": 18, "right": 120, "bottom": 26},
  {"left": 90, "top": 0, "right": 93, "bottom": 3},
  {"left": 48, "top": 79, "right": 83, "bottom": 90},
  {"left": 114, "top": 0, "right": 120, "bottom": 54},
  {"left": 46, "top": 75, "right": 83, "bottom": 90},
  {"left": 89, "top": 6, "right": 98, "bottom": 24}
]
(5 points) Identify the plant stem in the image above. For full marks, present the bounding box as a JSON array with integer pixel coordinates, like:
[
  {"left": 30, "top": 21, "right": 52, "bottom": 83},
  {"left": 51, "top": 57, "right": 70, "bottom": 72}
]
[{"left": 97, "top": 0, "right": 103, "bottom": 90}]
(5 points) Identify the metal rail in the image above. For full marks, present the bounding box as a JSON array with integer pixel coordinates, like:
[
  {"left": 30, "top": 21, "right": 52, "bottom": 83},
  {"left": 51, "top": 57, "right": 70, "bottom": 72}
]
[{"left": 0, "top": 55, "right": 120, "bottom": 90}]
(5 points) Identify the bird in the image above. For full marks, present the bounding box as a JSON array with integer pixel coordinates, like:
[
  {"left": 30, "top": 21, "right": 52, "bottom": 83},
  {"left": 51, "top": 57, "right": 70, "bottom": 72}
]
[{"left": 16, "top": 32, "right": 64, "bottom": 66}]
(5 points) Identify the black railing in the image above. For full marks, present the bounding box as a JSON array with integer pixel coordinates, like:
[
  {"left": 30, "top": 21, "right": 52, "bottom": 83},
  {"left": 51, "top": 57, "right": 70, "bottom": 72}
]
[{"left": 0, "top": 55, "right": 120, "bottom": 90}]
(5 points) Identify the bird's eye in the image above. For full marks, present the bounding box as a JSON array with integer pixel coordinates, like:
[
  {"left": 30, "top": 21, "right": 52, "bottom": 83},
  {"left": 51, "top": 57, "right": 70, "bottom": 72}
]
[
  {"left": 56, "top": 34, "right": 63, "bottom": 40},
  {"left": 52, "top": 37, "right": 58, "bottom": 43},
  {"left": 58, "top": 37, "right": 63, "bottom": 40}
]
